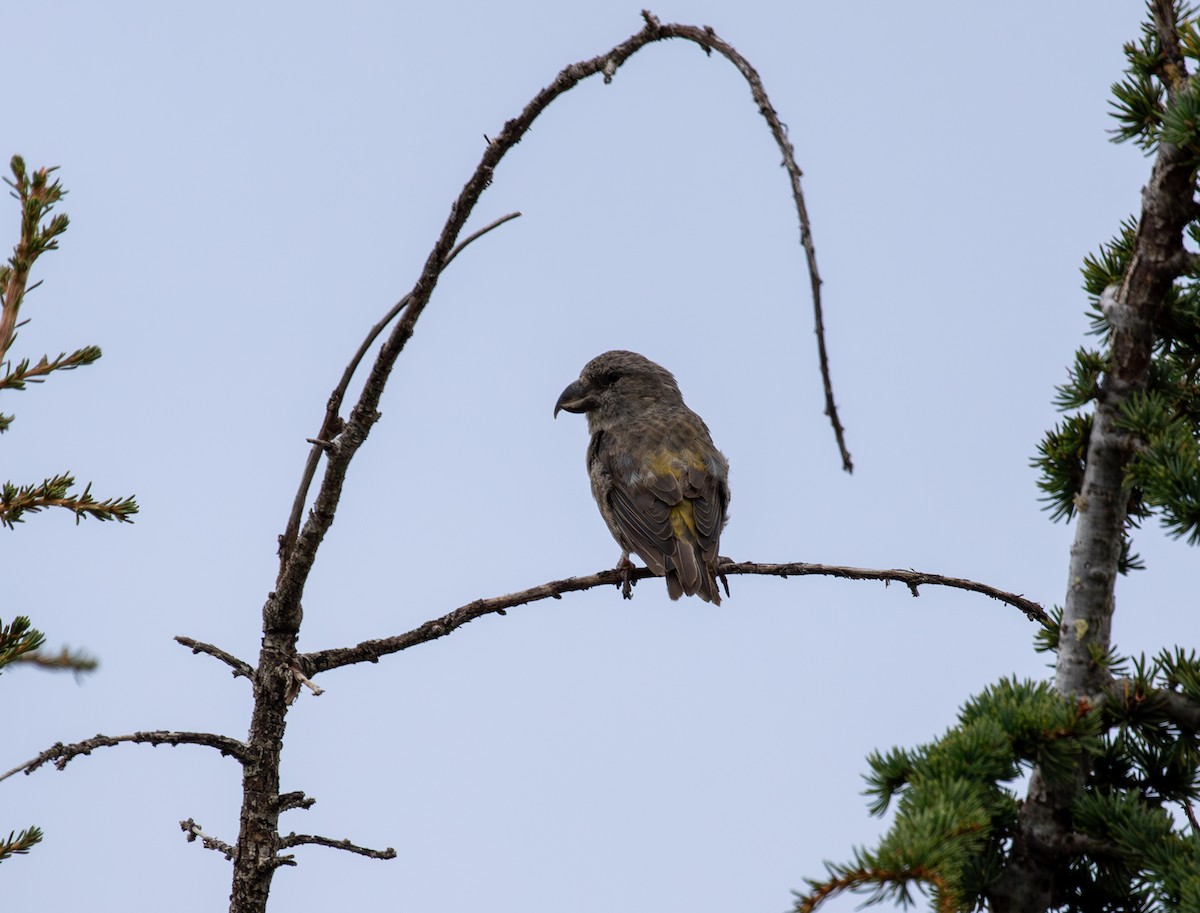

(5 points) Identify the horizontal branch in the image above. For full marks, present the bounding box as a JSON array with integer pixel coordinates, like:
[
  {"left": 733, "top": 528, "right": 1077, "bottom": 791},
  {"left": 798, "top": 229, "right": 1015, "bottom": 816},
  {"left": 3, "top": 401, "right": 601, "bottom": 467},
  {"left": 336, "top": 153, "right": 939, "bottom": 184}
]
[
  {"left": 0, "top": 730, "right": 248, "bottom": 783},
  {"left": 174, "top": 635, "right": 255, "bottom": 681},
  {"left": 730, "top": 561, "right": 1049, "bottom": 624},
  {"left": 12, "top": 645, "right": 98, "bottom": 673},
  {"left": 277, "top": 832, "right": 396, "bottom": 860},
  {"left": 1109, "top": 677, "right": 1200, "bottom": 732},
  {"left": 301, "top": 560, "right": 1047, "bottom": 676},
  {"left": 0, "top": 345, "right": 102, "bottom": 391},
  {"left": 0, "top": 473, "right": 138, "bottom": 528},
  {"left": 278, "top": 791, "right": 315, "bottom": 813}
]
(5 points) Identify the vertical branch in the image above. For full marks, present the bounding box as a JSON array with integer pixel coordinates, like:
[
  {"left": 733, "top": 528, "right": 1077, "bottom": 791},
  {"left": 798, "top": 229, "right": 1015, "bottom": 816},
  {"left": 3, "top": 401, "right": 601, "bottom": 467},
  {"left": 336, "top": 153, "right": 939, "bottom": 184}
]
[
  {"left": 989, "top": 7, "right": 1198, "bottom": 910},
  {"left": 0, "top": 157, "right": 68, "bottom": 366}
]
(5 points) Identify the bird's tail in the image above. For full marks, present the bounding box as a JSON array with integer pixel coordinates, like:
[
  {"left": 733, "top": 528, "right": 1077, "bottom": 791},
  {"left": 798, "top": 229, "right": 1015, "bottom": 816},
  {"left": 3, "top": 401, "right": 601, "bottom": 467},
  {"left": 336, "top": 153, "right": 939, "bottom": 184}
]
[{"left": 666, "top": 547, "right": 722, "bottom": 605}]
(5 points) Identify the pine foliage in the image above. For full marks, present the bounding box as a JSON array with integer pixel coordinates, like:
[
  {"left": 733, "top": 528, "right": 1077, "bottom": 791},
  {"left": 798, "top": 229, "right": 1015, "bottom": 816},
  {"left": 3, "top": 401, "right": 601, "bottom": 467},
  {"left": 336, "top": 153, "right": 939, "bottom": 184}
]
[{"left": 800, "top": 4, "right": 1200, "bottom": 909}]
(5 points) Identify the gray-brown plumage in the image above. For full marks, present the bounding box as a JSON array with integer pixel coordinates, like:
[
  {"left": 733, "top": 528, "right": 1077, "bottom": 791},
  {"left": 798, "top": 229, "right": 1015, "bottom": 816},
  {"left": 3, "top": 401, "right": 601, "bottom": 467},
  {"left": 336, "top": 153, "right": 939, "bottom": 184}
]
[{"left": 554, "top": 350, "right": 730, "bottom": 604}]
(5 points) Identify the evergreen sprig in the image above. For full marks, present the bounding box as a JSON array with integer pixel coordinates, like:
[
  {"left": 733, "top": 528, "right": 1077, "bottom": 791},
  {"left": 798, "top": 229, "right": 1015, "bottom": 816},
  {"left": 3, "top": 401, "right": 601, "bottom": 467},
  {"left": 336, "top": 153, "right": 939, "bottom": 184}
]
[
  {"left": 0, "top": 617, "right": 49, "bottom": 862},
  {"left": 0, "top": 346, "right": 102, "bottom": 394},
  {"left": 0, "top": 827, "right": 43, "bottom": 863},
  {"left": 0, "top": 157, "right": 138, "bottom": 526},
  {"left": 798, "top": 680, "right": 1099, "bottom": 912},
  {"left": 13, "top": 646, "right": 98, "bottom": 674},
  {"left": 799, "top": 656, "right": 1200, "bottom": 912},
  {"left": 0, "top": 616, "right": 45, "bottom": 668},
  {"left": 0, "top": 474, "right": 138, "bottom": 528},
  {"left": 809, "top": 6, "right": 1200, "bottom": 910},
  {"left": 0, "top": 156, "right": 70, "bottom": 365}
]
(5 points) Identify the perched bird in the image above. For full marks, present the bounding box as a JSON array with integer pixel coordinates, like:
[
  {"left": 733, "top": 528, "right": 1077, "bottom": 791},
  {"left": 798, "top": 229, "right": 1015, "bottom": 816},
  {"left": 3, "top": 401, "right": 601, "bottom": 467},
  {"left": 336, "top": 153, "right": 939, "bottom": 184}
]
[{"left": 554, "top": 350, "right": 730, "bottom": 604}]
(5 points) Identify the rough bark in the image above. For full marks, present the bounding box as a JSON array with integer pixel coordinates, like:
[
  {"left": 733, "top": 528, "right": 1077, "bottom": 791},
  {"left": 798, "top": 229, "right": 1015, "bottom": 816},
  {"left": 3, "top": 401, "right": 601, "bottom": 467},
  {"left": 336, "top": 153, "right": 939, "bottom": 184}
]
[{"left": 988, "top": 10, "right": 1197, "bottom": 907}]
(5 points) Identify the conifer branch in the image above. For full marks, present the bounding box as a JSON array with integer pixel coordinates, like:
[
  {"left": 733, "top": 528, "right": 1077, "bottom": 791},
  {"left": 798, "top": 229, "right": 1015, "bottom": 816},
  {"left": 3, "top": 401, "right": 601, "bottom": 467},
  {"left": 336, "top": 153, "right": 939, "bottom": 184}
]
[
  {"left": 1109, "top": 676, "right": 1200, "bottom": 731},
  {"left": 13, "top": 646, "right": 98, "bottom": 674},
  {"left": 795, "top": 864, "right": 954, "bottom": 913},
  {"left": 0, "top": 156, "right": 68, "bottom": 365},
  {"left": 0, "top": 616, "right": 45, "bottom": 667},
  {"left": 0, "top": 474, "right": 138, "bottom": 527},
  {"left": 992, "top": 6, "right": 1200, "bottom": 910},
  {"left": 0, "top": 346, "right": 102, "bottom": 392},
  {"left": 0, "top": 826, "right": 43, "bottom": 862}
]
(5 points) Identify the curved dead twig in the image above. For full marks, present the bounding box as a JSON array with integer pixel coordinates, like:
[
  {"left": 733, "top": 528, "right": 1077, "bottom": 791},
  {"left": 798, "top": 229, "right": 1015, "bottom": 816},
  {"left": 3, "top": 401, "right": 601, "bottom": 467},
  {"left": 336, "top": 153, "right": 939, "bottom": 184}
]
[
  {"left": 646, "top": 13, "right": 849, "bottom": 470},
  {"left": 300, "top": 560, "right": 1046, "bottom": 677}
]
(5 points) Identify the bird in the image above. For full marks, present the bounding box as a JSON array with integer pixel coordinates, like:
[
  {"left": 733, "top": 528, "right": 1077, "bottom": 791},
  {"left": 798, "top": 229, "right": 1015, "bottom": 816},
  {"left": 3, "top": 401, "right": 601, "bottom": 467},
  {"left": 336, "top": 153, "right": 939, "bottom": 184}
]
[{"left": 554, "top": 350, "right": 730, "bottom": 604}]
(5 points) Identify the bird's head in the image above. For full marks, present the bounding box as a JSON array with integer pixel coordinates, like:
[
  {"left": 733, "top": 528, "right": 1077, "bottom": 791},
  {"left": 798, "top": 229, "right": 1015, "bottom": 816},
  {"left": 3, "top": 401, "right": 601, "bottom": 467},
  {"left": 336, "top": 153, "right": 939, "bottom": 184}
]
[{"left": 554, "top": 350, "right": 683, "bottom": 426}]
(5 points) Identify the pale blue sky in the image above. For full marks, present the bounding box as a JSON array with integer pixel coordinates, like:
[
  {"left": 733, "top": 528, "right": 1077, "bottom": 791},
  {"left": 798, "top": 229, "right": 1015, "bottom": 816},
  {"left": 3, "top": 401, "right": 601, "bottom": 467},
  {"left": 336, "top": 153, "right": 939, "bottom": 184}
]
[{"left": 3, "top": 3, "right": 1188, "bottom": 911}]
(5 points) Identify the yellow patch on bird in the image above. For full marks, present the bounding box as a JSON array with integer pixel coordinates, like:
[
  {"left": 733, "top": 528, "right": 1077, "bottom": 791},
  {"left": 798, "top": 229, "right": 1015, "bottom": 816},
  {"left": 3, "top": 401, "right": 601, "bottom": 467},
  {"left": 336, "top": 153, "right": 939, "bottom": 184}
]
[
  {"left": 643, "top": 449, "right": 705, "bottom": 544},
  {"left": 646, "top": 449, "right": 706, "bottom": 475},
  {"left": 670, "top": 501, "right": 698, "bottom": 541}
]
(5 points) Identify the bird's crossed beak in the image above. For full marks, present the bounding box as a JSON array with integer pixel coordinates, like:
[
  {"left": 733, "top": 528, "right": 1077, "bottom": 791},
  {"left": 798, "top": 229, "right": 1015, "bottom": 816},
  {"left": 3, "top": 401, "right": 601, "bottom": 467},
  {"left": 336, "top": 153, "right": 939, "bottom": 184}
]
[{"left": 554, "top": 379, "right": 593, "bottom": 418}]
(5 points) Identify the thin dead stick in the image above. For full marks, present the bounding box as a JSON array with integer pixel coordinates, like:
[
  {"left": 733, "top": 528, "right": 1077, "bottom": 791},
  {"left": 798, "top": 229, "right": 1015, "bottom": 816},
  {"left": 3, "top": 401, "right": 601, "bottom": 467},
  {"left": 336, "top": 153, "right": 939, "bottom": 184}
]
[
  {"left": 181, "top": 818, "right": 237, "bottom": 860},
  {"left": 301, "top": 560, "right": 1047, "bottom": 677},
  {"left": 175, "top": 635, "right": 255, "bottom": 680},
  {"left": 0, "top": 730, "right": 248, "bottom": 783},
  {"left": 278, "top": 832, "right": 396, "bottom": 860},
  {"left": 276, "top": 211, "right": 523, "bottom": 568},
  {"left": 649, "top": 13, "right": 850, "bottom": 471}
]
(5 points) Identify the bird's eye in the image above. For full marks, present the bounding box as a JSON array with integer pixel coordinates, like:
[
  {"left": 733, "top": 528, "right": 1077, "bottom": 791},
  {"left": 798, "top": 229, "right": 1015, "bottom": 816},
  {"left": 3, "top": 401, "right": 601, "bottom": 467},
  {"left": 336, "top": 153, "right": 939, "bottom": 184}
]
[{"left": 597, "top": 371, "right": 621, "bottom": 387}]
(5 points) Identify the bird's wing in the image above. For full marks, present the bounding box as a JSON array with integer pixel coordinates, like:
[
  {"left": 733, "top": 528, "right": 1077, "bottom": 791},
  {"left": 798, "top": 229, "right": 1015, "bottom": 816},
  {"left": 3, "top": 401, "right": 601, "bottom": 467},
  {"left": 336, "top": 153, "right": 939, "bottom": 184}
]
[
  {"left": 602, "top": 444, "right": 725, "bottom": 577},
  {"left": 684, "top": 460, "right": 727, "bottom": 565}
]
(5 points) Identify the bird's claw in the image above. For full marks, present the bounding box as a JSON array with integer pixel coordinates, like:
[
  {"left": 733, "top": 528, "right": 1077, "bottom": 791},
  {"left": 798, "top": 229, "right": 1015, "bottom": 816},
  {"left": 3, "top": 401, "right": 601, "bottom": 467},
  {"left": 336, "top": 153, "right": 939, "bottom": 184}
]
[{"left": 616, "top": 555, "right": 636, "bottom": 600}]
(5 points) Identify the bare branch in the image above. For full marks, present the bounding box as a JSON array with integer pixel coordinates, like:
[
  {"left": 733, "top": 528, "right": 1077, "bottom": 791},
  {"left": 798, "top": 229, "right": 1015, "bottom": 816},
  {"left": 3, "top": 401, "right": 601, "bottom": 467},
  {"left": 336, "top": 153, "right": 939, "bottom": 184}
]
[
  {"left": 277, "top": 791, "right": 315, "bottom": 813},
  {"left": 0, "top": 730, "right": 248, "bottom": 783},
  {"left": 646, "top": 14, "right": 850, "bottom": 471},
  {"left": 442, "top": 210, "right": 522, "bottom": 268},
  {"left": 174, "top": 635, "right": 255, "bottom": 681},
  {"left": 278, "top": 832, "right": 396, "bottom": 860},
  {"left": 274, "top": 11, "right": 842, "bottom": 625},
  {"left": 276, "top": 210, "right": 523, "bottom": 569},
  {"left": 180, "top": 818, "right": 236, "bottom": 860},
  {"left": 287, "top": 663, "right": 323, "bottom": 704},
  {"left": 301, "top": 560, "right": 1046, "bottom": 677}
]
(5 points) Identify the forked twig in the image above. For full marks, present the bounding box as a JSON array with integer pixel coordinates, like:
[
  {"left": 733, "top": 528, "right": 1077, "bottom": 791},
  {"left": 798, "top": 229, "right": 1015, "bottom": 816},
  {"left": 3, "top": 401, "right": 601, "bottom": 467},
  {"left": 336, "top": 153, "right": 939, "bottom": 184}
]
[{"left": 276, "top": 211, "right": 523, "bottom": 569}]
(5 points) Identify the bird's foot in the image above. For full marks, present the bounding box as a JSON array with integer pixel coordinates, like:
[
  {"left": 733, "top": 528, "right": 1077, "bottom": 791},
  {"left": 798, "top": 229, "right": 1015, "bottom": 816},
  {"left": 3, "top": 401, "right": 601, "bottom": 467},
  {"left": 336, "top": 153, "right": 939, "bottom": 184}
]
[
  {"left": 716, "top": 555, "right": 732, "bottom": 599},
  {"left": 616, "top": 555, "right": 636, "bottom": 600}
]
